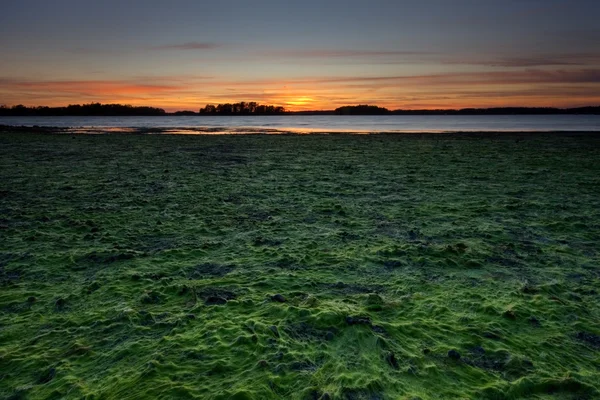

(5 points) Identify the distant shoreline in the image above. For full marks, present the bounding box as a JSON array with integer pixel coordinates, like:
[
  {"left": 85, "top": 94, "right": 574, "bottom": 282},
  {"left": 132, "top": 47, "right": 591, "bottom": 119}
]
[
  {"left": 1, "top": 110, "right": 599, "bottom": 117},
  {"left": 2, "top": 103, "right": 599, "bottom": 117}
]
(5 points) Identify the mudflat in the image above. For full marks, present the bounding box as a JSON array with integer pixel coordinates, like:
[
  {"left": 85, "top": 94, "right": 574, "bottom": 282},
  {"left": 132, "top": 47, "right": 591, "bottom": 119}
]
[{"left": 1, "top": 131, "right": 599, "bottom": 399}]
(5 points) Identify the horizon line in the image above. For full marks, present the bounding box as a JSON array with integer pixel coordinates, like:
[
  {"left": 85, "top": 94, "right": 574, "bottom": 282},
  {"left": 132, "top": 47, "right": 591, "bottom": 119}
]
[{"left": 2, "top": 102, "right": 600, "bottom": 114}]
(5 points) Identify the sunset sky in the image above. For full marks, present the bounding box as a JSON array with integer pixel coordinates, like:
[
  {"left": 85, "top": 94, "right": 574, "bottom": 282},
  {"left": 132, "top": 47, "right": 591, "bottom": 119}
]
[{"left": 1, "top": 0, "right": 600, "bottom": 111}]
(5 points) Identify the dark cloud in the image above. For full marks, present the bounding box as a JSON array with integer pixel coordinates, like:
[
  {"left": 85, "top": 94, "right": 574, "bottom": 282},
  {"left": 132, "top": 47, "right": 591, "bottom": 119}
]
[
  {"left": 150, "top": 42, "right": 223, "bottom": 51},
  {"left": 284, "top": 69, "right": 600, "bottom": 86},
  {"left": 444, "top": 53, "right": 600, "bottom": 68},
  {"left": 261, "top": 49, "right": 432, "bottom": 58}
]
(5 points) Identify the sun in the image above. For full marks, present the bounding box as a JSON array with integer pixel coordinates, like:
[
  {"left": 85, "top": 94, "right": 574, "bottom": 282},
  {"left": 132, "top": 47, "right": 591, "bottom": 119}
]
[{"left": 285, "top": 96, "right": 315, "bottom": 109}]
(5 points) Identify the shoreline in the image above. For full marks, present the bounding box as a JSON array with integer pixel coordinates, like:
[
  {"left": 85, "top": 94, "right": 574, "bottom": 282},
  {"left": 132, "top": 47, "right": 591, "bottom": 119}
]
[{"left": 2, "top": 124, "right": 600, "bottom": 136}]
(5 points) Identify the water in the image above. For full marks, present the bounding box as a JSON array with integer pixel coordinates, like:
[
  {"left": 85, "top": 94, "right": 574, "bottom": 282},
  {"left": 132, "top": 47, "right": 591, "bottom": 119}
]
[{"left": 1, "top": 114, "right": 600, "bottom": 133}]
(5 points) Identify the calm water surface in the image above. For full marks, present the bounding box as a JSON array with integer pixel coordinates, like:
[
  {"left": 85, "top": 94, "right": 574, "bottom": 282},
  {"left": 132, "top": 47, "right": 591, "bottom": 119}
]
[{"left": 1, "top": 115, "right": 600, "bottom": 133}]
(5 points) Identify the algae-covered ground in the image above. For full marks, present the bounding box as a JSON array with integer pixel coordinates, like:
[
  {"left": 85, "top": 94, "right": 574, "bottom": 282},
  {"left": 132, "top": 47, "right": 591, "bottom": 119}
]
[{"left": 1, "top": 131, "right": 599, "bottom": 400}]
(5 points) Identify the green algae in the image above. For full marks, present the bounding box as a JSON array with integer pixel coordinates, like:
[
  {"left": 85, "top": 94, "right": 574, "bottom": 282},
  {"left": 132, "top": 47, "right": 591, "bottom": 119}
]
[{"left": 0, "top": 131, "right": 599, "bottom": 399}]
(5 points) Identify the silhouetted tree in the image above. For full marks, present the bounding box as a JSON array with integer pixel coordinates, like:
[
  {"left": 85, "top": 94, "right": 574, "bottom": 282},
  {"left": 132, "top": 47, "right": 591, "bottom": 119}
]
[
  {"left": 335, "top": 105, "right": 390, "bottom": 115},
  {"left": 172, "top": 110, "right": 197, "bottom": 116},
  {"left": 198, "top": 102, "right": 286, "bottom": 115},
  {"left": 0, "top": 103, "right": 166, "bottom": 116}
]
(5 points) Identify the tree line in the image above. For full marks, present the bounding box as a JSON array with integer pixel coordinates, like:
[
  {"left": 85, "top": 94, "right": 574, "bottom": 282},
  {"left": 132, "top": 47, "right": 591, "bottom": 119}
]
[
  {"left": 1, "top": 102, "right": 598, "bottom": 116},
  {"left": 333, "top": 105, "right": 600, "bottom": 115},
  {"left": 0, "top": 103, "right": 166, "bottom": 116}
]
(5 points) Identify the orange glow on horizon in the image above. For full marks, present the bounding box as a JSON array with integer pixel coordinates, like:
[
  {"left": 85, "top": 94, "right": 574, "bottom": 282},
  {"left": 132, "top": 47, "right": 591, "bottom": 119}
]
[
  {"left": 1, "top": 71, "right": 599, "bottom": 112},
  {"left": 4, "top": 94, "right": 600, "bottom": 113},
  {"left": 285, "top": 96, "right": 315, "bottom": 107}
]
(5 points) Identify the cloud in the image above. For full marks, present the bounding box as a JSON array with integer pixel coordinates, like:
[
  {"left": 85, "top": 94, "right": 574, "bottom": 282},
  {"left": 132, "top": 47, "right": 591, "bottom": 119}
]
[
  {"left": 5, "top": 69, "right": 600, "bottom": 94},
  {"left": 460, "top": 69, "right": 600, "bottom": 85},
  {"left": 2, "top": 68, "right": 599, "bottom": 111},
  {"left": 150, "top": 42, "right": 223, "bottom": 51},
  {"left": 260, "top": 49, "right": 432, "bottom": 58},
  {"left": 546, "top": 28, "right": 600, "bottom": 46},
  {"left": 450, "top": 57, "right": 579, "bottom": 68},
  {"left": 444, "top": 53, "right": 600, "bottom": 68},
  {"left": 261, "top": 68, "right": 600, "bottom": 86},
  {"left": 2, "top": 79, "right": 186, "bottom": 96}
]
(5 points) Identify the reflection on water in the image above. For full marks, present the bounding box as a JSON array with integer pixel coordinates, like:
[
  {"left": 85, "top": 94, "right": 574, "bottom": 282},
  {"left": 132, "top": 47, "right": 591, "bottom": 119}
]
[
  {"left": 66, "top": 127, "right": 302, "bottom": 135},
  {"left": 1, "top": 115, "right": 600, "bottom": 134}
]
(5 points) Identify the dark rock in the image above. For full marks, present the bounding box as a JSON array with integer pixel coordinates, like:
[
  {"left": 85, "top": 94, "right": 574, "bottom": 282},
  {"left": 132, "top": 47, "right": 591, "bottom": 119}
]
[
  {"left": 469, "top": 346, "right": 486, "bottom": 356},
  {"left": 290, "top": 360, "right": 316, "bottom": 371},
  {"left": 86, "top": 281, "right": 101, "bottom": 294},
  {"left": 483, "top": 331, "right": 502, "bottom": 340},
  {"left": 456, "top": 242, "right": 468, "bottom": 251},
  {"left": 55, "top": 298, "right": 66, "bottom": 309},
  {"left": 253, "top": 236, "right": 283, "bottom": 247},
  {"left": 148, "top": 273, "right": 168, "bottom": 281},
  {"left": 346, "top": 316, "right": 371, "bottom": 326},
  {"left": 269, "top": 325, "right": 280, "bottom": 337},
  {"left": 422, "top": 348, "right": 431, "bottom": 355},
  {"left": 188, "top": 263, "right": 235, "bottom": 279},
  {"left": 463, "top": 349, "right": 532, "bottom": 379},
  {"left": 366, "top": 293, "right": 383, "bottom": 305},
  {"left": 197, "top": 287, "right": 237, "bottom": 305},
  {"left": 271, "top": 294, "right": 286, "bottom": 303},
  {"left": 186, "top": 314, "right": 196, "bottom": 319},
  {"left": 372, "top": 325, "right": 387, "bottom": 334},
  {"left": 27, "top": 296, "right": 36, "bottom": 303},
  {"left": 502, "top": 309, "right": 517, "bottom": 320},
  {"left": 81, "top": 251, "right": 135, "bottom": 264},
  {"left": 568, "top": 293, "right": 583, "bottom": 302},
  {"left": 522, "top": 359, "right": 534, "bottom": 369},
  {"left": 528, "top": 316, "right": 541, "bottom": 327},
  {"left": 383, "top": 260, "right": 403, "bottom": 269},
  {"left": 327, "top": 281, "right": 382, "bottom": 294},
  {"left": 575, "top": 331, "right": 600, "bottom": 348},
  {"left": 205, "top": 296, "right": 227, "bottom": 305},
  {"left": 90, "top": 227, "right": 99, "bottom": 233},
  {"left": 257, "top": 359, "right": 269, "bottom": 368},
  {"left": 325, "top": 331, "right": 335, "bottom": 341},
  {"left": 520, "top": 283, "right": 538, "bottom": 294},
  {"left": 38, "top": 367, "right": 56, "bottom": 384},
  {"left": 178, "top": 285, "right": 191, "bottom": 296},
  {"left": 341, "top": 388, "right": 384, "bottom": 400},
  {"left": 448, "top": 349, "right": 461, "bottom": 360},
  {"left": 140, "top": 291, "right": 163, "bottom": 304},
  {"left": 386, "top": 351, "right": 399, "bottom": 369}
]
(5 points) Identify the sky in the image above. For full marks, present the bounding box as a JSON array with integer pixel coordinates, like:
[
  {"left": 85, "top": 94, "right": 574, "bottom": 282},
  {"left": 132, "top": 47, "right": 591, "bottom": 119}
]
[{"left": 1, "top": 0, "right": 600, "bottom": 111}]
